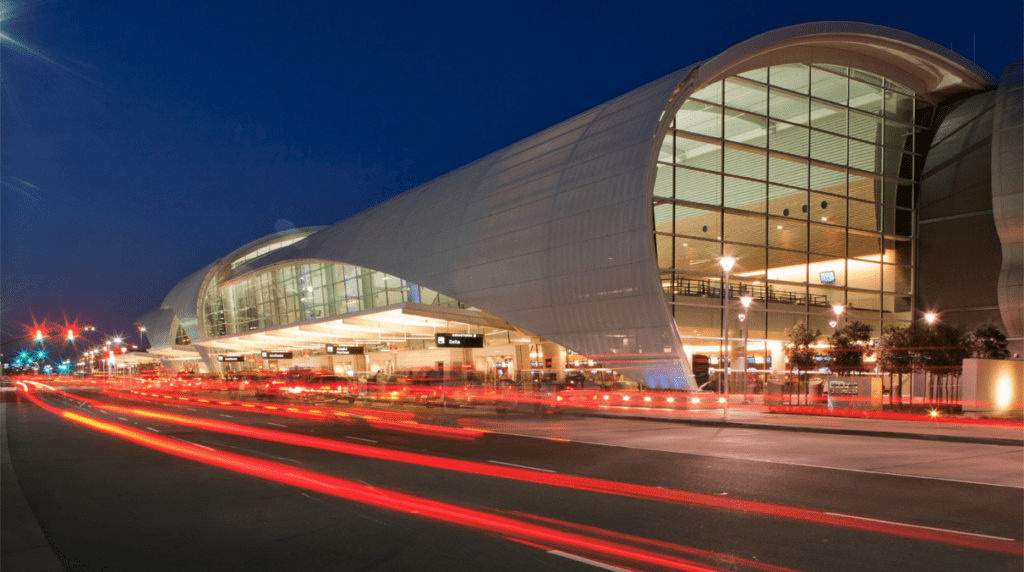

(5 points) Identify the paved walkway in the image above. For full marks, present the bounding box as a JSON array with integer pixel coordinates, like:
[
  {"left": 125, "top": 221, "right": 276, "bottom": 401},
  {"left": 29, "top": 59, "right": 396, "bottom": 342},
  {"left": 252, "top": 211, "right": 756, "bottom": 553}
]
[
  {"left": 460, "top": 414, "right": 1024, "bottom": 488},
  {"left": 571, "top": 403, "right": 1024, "bottom": 445}
]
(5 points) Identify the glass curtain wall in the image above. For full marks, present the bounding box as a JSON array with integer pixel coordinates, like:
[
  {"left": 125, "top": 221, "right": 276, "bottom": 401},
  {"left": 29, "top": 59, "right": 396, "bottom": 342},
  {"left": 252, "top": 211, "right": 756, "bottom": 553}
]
[
  {"left": 654, "top": 63, "right": 929, "bottom": 351},
  {"left": 201, "top": 262, "right": 466, "bottom": 339}
]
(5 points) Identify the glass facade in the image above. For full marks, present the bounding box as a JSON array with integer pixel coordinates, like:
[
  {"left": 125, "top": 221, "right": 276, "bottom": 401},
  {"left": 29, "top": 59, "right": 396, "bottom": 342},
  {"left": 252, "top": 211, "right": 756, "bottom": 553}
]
[
  {"left": 201, "top": 262, "right": 466, "bottom": 338},
  {"left": 230, "top": 236, "right": 307, "bottom": 270},
  {"left": 654, "top": 64, "right": 929, "bottom": 346}
]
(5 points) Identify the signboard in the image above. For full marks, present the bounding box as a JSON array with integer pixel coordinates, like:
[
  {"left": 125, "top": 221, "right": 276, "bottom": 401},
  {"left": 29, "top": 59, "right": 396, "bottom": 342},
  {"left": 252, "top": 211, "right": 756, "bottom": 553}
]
[
  {"left": 217, "top": 355, "right": 245, "bottom": 363},
  {"left": 261, "top": 351, "right": 293, "bottom": 359},
  {"left": 326, "top": 344, "right": 364, "bottom": 355},
  {"left": 692, "top": 354, "right": 710, "bottom": 381},
  {"left": 819, "top": 270, "right": 836, "bottom": 283},
  {"left": 435, "top": 333, "right": 484, "bottom": 348}
]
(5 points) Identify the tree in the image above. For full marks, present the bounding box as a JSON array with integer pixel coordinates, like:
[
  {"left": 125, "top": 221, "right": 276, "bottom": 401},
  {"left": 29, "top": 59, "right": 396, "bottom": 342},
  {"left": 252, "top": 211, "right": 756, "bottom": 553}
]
[
  {"left": 920, "top": 322, "right": 971, "bottom": 403},
  {"left": 827, "top": 321, "right": 874, "bottom": 376},
  {"left": 784, "top": 321, "right": 820, "bottom": 403},
  {"left": 877, "top": 325, "right": 913, "bottom": 404},
  {"left": 969, "top": 325, "right": 1010, "bottom": 360},
  {"left": 785, "top": 321, "right": 820, "bottom": 375}
]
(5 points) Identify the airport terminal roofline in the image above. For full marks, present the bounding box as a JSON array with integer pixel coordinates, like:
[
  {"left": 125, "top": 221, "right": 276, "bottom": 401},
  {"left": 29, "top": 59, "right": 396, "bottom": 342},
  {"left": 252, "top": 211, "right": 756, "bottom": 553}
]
[
  {"left": 138, "top": 22, "right": 1011, "bottom": 386},
  {"left": 223, "top": 22, "right": 995, "bottom": 389}
]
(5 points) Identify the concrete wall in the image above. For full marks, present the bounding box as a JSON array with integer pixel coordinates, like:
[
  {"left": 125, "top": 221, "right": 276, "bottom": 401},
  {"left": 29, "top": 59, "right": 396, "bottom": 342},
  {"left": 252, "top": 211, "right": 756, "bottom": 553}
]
[{"left": 961, "top": 358, "right": 1024, "bottom": 415}]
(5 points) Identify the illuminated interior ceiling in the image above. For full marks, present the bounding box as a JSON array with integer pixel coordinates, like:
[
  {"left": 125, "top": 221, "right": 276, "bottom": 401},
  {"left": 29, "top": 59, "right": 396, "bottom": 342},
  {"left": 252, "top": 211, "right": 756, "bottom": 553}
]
[
  {"left": 192, "top": 302, "right": 526, "bottom": 354},
  {"left": 146, "top": 346, "right": 203, "bottom": 360}
]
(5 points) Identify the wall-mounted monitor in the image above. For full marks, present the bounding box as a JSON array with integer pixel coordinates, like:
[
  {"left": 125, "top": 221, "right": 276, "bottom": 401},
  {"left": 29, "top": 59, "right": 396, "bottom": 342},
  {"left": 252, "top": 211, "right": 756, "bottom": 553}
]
[{"left": 819, "top": 270, "right": 836, "bottom": 283}]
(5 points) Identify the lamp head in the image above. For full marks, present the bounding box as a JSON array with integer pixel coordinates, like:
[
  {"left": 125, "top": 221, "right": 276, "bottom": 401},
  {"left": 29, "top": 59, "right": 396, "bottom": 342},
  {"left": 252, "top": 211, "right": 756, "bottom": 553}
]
[
  {"left": 832, "top": 304, "right": 844, "bottom": 317},
  {"left": 718, "top": 256, "right": 737, "bottom": 272},
  {"left": 740, "top": 295, "right": 753, "bottom": 308}
]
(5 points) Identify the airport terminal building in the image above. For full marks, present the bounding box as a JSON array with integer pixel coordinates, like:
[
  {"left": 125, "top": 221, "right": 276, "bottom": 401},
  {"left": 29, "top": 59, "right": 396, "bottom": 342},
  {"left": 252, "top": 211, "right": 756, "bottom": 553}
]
[{"left": 136, "top": 22, "right": 1022, "bottom": 389}]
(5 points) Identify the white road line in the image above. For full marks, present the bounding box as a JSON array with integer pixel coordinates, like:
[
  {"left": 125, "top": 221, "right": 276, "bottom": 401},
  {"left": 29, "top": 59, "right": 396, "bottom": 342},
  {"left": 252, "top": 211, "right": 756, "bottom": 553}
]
[
  {"left": 483, "top": 430, "right": 1024, "bottom": 489},
  {"left": 172, "top": 437, "right": 216, "bottom": 451},
  {"left": 547, "top": 550, "right": 632, "bottom": 572},
  {"left": 145, "top": 427, "right": 161, "bottom": 433},
  {"left": 489, "top": 460, "right": 557, "bottom": 473},
  {"left": 219, "top": 414, "right": 233, "bottom": 418},
  {"left": 345, "top": 436, "right": 377, "bottom": 443},
  {"left": 118, "top": 417, "right": 128, "bottom": 421},
  {"left": 267, "top": 422, "right": 287, "bottom": 428},
  {"left": 824, "top": 512, "right": 1019, "bottom": 542},
  {"left": 184, "top": 407, "right": 197, "bottom": 411},
  {"left": 225, "top": 444, "right": 301, "bottom": 464}
]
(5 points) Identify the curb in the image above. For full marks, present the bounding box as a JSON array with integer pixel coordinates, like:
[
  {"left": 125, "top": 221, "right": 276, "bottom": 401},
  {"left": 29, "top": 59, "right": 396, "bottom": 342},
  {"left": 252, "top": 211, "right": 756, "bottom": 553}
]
[{"left": 1, "top": 399, "right": 66, "bottom": 571}]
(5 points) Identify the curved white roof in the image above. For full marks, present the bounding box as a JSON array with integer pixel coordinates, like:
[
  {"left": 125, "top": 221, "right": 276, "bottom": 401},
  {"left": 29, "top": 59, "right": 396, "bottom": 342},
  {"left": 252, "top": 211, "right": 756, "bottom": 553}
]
[{"left": 166, "top": 23, "right": 997, "bottom": 388}]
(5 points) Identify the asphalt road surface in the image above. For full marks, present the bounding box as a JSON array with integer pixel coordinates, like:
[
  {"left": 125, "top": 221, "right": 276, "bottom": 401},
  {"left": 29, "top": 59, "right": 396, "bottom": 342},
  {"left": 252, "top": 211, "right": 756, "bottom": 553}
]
[{"left": 4, "top": 386, "right": 1022, "bottom": 572}]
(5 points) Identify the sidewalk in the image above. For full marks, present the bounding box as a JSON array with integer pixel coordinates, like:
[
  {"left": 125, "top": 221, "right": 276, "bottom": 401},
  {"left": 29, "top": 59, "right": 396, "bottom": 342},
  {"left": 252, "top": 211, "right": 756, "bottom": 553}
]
[{"left": 568, "top": 402, "right": 1024, "bottom": 446}]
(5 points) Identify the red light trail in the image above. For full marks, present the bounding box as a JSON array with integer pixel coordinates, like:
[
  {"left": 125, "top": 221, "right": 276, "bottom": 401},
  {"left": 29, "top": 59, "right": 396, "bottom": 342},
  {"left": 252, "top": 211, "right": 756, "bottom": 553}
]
[
  {"left": 22, "top": 383, "right": 1023, "bottom": 557},
  {"left": 19, "top": 388, "right": 748, "bottom": 572}
]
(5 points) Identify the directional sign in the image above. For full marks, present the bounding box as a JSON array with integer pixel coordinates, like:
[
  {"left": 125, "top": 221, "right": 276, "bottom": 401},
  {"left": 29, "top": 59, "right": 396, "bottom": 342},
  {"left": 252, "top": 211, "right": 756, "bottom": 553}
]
[
  {"left": 326, "top": 344, "right": 364, "bottom": 355},
  {"left": 261, "top": 351, "right": 293, "bottom": 359},
  {"left": 435, "top": 333, "right": 484, "bottom": 348}
]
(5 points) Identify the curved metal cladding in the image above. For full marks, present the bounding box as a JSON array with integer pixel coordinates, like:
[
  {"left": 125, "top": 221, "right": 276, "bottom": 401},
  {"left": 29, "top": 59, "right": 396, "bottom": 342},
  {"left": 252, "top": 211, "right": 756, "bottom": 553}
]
[
  {"left": 159, "top": 262, "right": 218, "bottom": 346},
  {"left": 134, "top": 307, "right": 177, "bottom": 350},
  {"left": 231, "top": 23, "right": 995, "bottom": 388},
  {"left": 992, "top": 62, "right": 1023, "bottom": 348},
  {"left": 918, "top": 91, "right": 1003, "bottom": 331},
  {"left": 251, "top": 66, "right": 699, "bottom": 389}
]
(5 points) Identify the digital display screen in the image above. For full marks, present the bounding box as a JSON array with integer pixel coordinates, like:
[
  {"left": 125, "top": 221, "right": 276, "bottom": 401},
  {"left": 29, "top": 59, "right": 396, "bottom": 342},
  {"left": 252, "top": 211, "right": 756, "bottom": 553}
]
[
  {"left": 819, "top": 270, "right": 836, "bottom": 283},
  {"left": 261, "top": 351, "right": 293, "bottom": 359}
]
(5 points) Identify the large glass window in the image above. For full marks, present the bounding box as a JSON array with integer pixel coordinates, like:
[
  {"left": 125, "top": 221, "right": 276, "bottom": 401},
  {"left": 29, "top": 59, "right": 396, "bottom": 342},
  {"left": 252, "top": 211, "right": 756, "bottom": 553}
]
[
  {"left": 201, "top": 262, "right": 467, "bottom": 339},
  {"left": 655, "top": 63, "right": 929, "bottom": 350}
]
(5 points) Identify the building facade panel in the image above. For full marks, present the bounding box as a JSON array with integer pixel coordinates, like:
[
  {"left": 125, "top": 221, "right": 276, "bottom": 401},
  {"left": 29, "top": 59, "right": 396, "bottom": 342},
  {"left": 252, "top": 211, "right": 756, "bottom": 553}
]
[
  {"left": 992, "top": 62, "right": 1024, "bottom": 351},
  {"left": 163, "top": 23, "right": 1010, "bottom": 387}
]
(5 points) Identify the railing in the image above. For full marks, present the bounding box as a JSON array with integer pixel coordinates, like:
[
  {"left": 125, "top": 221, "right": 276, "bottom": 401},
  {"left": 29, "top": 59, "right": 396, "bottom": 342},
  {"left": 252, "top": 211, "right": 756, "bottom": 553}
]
[{"left": 667, "top": 278, "right": 831, "bottom": 307}]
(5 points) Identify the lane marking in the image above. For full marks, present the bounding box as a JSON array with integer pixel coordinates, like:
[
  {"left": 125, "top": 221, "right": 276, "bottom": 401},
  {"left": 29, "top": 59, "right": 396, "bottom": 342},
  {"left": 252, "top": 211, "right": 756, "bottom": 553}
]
[
  {"left": 145, "top": 427, "right": 161, "bottom": 433},
  {"left": 267, "top": 422, "right": 288, "bottom": 428},
  {"left": 172, "top": 437, "right": 216, "bottom": 451},
  {"left": 224, "top": 443, "right": 301, "bottom": 464},
  {"left": 219, "top": 414, "right": 233, "bottom": 418},
  {"left": 547, "top": 550, "right": 632, "bottom": 572},
  {"left": 345, "top": 436, "right": 377, "bottom": 443},
  {"left": 489, "top": 460, "right": 556, "bottom": 473},
  {"left": 824, "top": 512, "right": 1019, "bottom": 542},
  {"left": 118, "top": 417, "right": 128, "bottom": 421},
  {"left": 483, "top": 430, "right": 1024, "bottom": 489}
]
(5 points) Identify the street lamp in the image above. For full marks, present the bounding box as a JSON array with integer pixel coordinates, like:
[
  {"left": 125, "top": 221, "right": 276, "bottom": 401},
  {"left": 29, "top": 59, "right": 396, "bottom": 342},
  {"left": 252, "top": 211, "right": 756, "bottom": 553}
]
[
  {"left": 832, "top": 304, "right": 845, "bottom": 326},
  {"left": 718, "top": 255, "right": 737, "bottom": 419},
  {"left": 739, "top": 294, "right": 753, "bottom": 402},
  {"left": 924, "top": 312, "right": 937, "bottom": 325}
]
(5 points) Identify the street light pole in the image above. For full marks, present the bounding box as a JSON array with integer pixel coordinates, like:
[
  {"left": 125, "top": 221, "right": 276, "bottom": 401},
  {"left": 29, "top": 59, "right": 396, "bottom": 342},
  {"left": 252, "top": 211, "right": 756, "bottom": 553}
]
[
  {"left": 740, "top": 294, "right": 752, "bottom": 403},
  {"left": 718, "top": 256, "right": 737, "bottom": 420}
]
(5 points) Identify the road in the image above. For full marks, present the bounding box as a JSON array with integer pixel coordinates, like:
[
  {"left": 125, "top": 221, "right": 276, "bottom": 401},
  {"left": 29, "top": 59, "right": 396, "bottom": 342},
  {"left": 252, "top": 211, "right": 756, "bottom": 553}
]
[{"left": 3, "top": 385, "right": 1022, "bottom": 571}]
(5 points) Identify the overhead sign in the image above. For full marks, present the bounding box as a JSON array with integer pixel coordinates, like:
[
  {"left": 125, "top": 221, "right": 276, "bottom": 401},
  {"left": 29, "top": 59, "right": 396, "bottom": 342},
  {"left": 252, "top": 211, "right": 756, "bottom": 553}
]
[
  {"left": 261, "top": 351, "right": 293, "bottom": 359},
  {"left": 326, "top": 344, "right": 364, "bottom": 355},
  {"left": 217, "top": 355, "right": 245, "bottom": 363},
  {"left": 435, "top": 333, "right": 484, "bottom": 348}
]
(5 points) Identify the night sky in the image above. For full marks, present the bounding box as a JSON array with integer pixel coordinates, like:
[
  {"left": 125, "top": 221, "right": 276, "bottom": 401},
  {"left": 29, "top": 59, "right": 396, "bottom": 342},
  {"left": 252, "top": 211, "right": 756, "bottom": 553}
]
[{"left": 1, "top": 0, "right": 1018, "bottom": 357}]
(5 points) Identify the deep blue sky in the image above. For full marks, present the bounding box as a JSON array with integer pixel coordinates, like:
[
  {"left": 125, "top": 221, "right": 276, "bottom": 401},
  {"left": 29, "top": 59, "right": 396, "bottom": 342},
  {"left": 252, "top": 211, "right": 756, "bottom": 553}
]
[{"left": 1, "top": 0, "right": 1018, "bottom": 353}]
